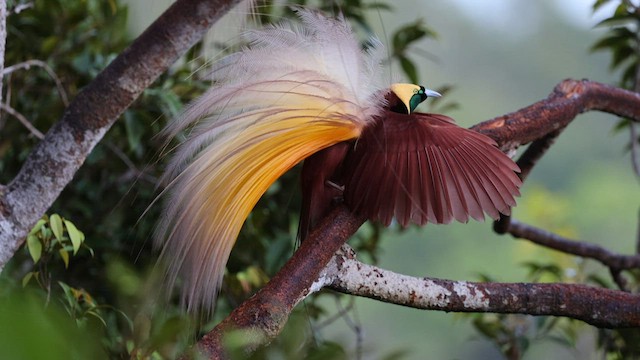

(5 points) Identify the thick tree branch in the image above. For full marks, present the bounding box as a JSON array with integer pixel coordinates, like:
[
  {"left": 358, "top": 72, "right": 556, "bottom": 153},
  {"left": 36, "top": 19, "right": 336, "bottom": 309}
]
[
  {"left": 470, "top": 79, "right": 640, "bottom": 151},
  {"left": 196, "top": 79, "right": 640, "bottom": 358},
  {"left": 0, "top": 0, "right": 244, "bottom": 270},
  {"left": 324, "top": 247, "right": 640, "bottom": 328}
]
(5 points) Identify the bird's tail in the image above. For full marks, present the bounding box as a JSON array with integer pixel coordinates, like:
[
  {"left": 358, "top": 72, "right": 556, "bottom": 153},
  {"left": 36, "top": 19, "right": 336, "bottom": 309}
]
[{"left": 155, "top": 9, "right": 386, "bottom": 313}]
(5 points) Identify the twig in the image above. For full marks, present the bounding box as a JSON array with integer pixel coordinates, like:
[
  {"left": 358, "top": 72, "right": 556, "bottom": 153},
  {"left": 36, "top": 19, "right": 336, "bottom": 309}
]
[
  {"left": 505, "top": 219, "right": 640, "bottom": 270},
  {"left": 609, "top": 268, "right": 631, "bottom": 292},
  {"left": 494, "top": 129, "right": 563, "bottom": 234},
  {"left": 313, "top": 295, "right": 355, "bottom": 330},
  {"left": 3, "top": 59, "right": 69, "bottom": 106},
  {"left": 103, "top": 141, "right": 158, "bottom": 184},
  {"left": 333, "top": 295, "right": 363, "bottom": 360},
  {"left": 9, "top": 2, "right": 33, "bottom": 15},
  {"left": 515, "top": 129, "right": 564, "bottom": 182},
  {"left": 0, "top": 103, "right": 44, "bottom": 139}
]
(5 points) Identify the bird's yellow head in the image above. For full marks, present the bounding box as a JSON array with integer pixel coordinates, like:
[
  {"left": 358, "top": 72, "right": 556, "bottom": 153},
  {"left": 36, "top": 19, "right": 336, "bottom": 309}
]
[{"left": 390, "top": 83, "right": 441, "bottom": 114}]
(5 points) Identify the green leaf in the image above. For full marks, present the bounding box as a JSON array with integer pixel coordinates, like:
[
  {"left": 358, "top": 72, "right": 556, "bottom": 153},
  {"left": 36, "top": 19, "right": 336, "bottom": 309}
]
[
  {"left": 41, "top": 227, "right": 53, "bottom": 241},
  {"left": 59, "top": 249, "right": 70, "bottom": 268},
  {"left": 595, "top": 13, "right": 638, "bottom": 28},
  {"left": 58, "top": 281, "right": 73, "bottom": 298},
  {"left": 26, "top": 234, "right": 42, "bottom": 264},
  {"left": 611, "top": 44, "right": 635, "bottom": 69},
  {"left": 64, "top": 219, "right": 83, "bottom": 255},
  {"left": 28, "top": 219, "right": 47, "bottom": 236},
  {"left": 590, "top": 33, "right": 630, "bottom": 53},
  {"left": 392, "top": 20, "right": 434, "bottom": 52},
  {"left": 85, "top": 310, "right": 107, "bottom": 327},
  {"left": 593, "top": 0, "right": 613, "bottom": 12},
  {"left": 399, "top": 56, "right": 418, "bottom": 84},
  {"left": 22, "top": 272, "right": 34, "bottom": 287},
  {"left": 621, "top": 59, "right": 639, "bottom": 85},
  {"left": 50, "top": 214, "right": 64, "bottom": 241}
]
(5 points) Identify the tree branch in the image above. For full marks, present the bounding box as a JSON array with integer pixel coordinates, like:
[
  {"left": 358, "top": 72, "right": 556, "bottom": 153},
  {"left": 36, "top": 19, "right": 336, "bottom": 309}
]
[
  {"left": 0, "top": 103, "right": 44, "bottom": 139},
  {"left": 195, "top": 79, "right": 640, "bottom": 358},
  {"left": 3, "top": 59, "right": 70, "bottom": 106},
  {"left": 470, "top": 79, "right": 640, "bottom": 151},
  {"left": 504, "top": 219, "right": 640, "bottom": 270},
  {"left": 325, "top": 247, "right": 640, "bottom": 328},
  {"left": 494, "top": 129, "right": 563, "bottom": 233},
  {"left": 0, "top": 0, "right": 244, "bottom": 270}
]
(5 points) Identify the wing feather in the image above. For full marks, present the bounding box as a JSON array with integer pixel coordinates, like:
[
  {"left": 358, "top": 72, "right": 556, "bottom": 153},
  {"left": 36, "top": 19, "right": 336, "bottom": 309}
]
[{"left": 343, "top": 112, "right": 521, "bottom": 226}]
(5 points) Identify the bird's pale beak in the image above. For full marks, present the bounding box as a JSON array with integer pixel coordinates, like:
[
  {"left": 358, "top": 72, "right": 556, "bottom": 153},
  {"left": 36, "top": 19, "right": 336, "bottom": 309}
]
[{"left": 424, "top": 88, "right": 442, "bottom": 98}]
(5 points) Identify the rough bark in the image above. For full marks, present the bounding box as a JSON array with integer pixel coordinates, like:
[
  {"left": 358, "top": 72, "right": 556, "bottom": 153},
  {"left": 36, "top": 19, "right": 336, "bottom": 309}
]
[
  {"left": 0, "top": 0, "right": 243, "bottom": 270},
  {"left": 325, "top": 246, "right": 640, "bottom": 328}
]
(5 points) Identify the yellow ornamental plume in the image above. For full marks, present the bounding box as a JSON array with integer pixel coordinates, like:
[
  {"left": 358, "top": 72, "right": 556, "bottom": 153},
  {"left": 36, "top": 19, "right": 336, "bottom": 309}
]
[{"left": 156, "top": 9, "right": 387, "bottom": 312}]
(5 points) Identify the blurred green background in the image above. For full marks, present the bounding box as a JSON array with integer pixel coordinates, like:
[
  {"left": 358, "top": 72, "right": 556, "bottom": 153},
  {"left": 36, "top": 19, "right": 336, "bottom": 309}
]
[{"left": 1, "top": 0, "right": 638, "bottom": 359}]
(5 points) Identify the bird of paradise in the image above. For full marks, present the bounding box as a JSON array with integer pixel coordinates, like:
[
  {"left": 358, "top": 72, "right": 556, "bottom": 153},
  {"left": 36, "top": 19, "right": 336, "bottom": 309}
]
[{"left": 156, "top": 9, "right": 521, "bottom": 313}]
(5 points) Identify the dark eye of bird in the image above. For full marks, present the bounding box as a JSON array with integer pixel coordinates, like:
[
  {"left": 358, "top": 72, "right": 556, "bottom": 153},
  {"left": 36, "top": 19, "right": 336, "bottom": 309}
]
[{"left": 409, "top": 86, "right": 428, "bottom": 113}]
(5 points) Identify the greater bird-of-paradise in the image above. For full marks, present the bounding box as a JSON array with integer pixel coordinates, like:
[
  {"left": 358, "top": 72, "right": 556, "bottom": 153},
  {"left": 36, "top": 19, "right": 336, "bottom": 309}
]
[{"left": 156, "top": 9, "right": 521, "bottom": 313}]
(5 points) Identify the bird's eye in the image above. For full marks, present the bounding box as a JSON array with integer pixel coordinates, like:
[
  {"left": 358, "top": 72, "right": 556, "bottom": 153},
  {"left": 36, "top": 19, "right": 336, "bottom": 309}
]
[{"left": 408, "top": 86, "right": 428, "bottom": 113}]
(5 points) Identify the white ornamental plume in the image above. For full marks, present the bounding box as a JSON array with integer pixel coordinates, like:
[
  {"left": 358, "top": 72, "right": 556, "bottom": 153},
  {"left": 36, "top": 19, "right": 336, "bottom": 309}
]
[{"left": 156, "top": 9, "right": 387, "bottom": 313}]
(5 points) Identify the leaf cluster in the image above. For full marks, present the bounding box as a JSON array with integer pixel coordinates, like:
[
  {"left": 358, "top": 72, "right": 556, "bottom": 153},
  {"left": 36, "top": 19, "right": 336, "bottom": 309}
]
[
  {"left": 591, "top": 0, "right": 640, "bottom": 139},
  {"left": 23, "top": 214, "right": 90, "bottom": 287},
  {"left": 592, "top": 1, "right": 640, "bottom": 87}
]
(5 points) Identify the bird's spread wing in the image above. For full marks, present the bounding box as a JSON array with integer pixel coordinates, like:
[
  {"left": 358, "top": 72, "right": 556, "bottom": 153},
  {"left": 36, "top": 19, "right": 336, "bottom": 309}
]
[
  {"left": 156, "top": 9, "right": 386, "bottom": 312},
  {"left": 343, "top": 112, "right": 522, "bottom": 227}
]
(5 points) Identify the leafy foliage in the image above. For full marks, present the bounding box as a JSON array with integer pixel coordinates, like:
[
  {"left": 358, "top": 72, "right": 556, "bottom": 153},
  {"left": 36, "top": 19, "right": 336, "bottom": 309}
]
[
  {"left": 591, "top": 0, "right": 640, "bottom": 142},
  {"left": 23, "top": 214, "right": 90, "bottom": 288},
  {"left": 591, "top": 0, "right": 640, "bottom": 88},
  {"left": 0, "top": 0, "right": 202, "bottom": 358}
]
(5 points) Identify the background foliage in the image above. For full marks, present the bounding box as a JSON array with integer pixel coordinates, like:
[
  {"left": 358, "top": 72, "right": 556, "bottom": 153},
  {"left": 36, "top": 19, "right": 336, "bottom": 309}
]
[{"left": 0, "top": 0, "right": 638, "bottom": 359}]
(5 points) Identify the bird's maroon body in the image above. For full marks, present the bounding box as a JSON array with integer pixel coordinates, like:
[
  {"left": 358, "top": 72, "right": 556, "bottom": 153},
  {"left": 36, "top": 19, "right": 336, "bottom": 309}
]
[{"left": 300, "top": 96, "right": 522, "bottom": 238}]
